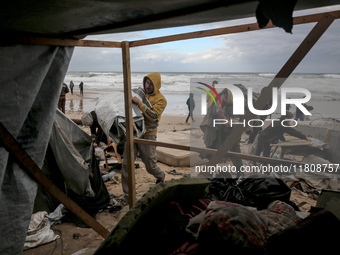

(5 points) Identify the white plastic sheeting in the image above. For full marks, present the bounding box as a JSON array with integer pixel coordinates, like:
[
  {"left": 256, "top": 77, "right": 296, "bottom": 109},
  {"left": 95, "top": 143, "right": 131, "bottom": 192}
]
[
  {"left": 94, "top": 88, "right": 147, "bottom": 144},
  {"left": 0, "top": 44, "right": 73, "bottom": 254},
  {"left": 24, "top": 211, "right": 60, "bottom": 250}
]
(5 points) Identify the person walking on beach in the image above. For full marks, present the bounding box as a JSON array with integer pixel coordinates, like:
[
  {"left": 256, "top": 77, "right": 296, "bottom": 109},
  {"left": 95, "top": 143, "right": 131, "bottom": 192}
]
[
  {"left": 185, "top": 93, "right": 195, "bottom": 124},
  {"left": 79, "top": 81, "right": 84, "bottom": 96},
  {"left": 286, "top": 97, "right": 291, "bottom": 112},
  {"left": 255, "top": 112, "right": 309, "bottom": 157},
  {"left": 121, "top": 72, "right": 167, "bottom": 205},
  {"left": 58, "top": 82, "right": 69, "bottom": 114},
  {"left": 70, "top": 80, "right": 74, "bottom": 95},
  {"left": 206, "top": 80, "right": 218, "bottom": 109}
]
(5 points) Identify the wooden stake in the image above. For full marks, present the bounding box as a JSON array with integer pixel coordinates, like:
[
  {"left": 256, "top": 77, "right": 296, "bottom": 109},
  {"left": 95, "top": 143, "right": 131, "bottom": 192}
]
[
  {"left": 121, "top": 41, "right": 136, "bottom": 208},
  {"left": 207, "top": 13, "right": 336, "bottom": 167},
  {"left": 0, "top": 122, "right": 110, "bottom": 238}
]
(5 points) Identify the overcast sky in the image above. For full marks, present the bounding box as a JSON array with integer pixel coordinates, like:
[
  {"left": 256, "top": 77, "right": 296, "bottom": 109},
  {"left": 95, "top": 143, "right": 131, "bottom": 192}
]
[{"left": 68, "top": 5, "right": 340, "bottom": 73}]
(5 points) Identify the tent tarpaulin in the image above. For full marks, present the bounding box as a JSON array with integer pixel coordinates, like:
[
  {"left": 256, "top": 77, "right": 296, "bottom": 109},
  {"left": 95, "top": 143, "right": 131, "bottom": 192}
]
[
  {"left": 1, "top": 1, "right": 339, "bottom": 37},
  {"left": 43, "top": 110, "right": 111, "bottom": 214},
  {"left": 0, "top": 44, "right": 73, "bottom": 254},
  {"left": 95, "top": 88, "right": 146, "bottom": 144},
  {"left": 50, "top": 110, "right": 93, "bottom": 196}
]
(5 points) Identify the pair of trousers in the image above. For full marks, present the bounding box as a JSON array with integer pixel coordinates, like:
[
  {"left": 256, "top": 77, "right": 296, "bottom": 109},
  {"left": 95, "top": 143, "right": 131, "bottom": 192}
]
[
  {"left": 255, "top": 138, "right": 271, "bottom": 157},
  {"left": 122, "top": 135, "right": 164, "bottom": 197},
  {"left": 58, "top": 97, "right": 66, "bottom": 113},
  {"left": 186, "top": 110, "right": 194, "bottom": 122}
]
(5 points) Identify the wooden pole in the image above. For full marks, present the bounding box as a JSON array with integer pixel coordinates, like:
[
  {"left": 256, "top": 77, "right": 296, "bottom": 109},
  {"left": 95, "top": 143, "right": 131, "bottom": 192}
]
[
  {"left": 121, "top": 41, "right": 136, "bottom": 208},
  {"left": 133, "top": 138, "right": 306, "bottom": 166},
  {"left": 0, "top": 122, "right": 110, "bottom": 238},
  {"left": 207, "top": 13, "right": 336, "bottom": 167},
  {"left": 129, "top": 11, "right": 340, "bottom": 47},
  {"left": 1, "top": 36, "right": 122, "bottom": 48}
]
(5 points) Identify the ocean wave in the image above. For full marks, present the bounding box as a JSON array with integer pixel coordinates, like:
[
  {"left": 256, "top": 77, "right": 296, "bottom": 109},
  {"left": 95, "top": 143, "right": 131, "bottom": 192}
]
[
  {"left": 323, "top": 74, "right": 340, "bottom": 79},
  {"left": 258, "top": 73, "right": 275, "bottom": 77},
  {"left": 64, "top": 72, "right": 340, "bottom": 99}
]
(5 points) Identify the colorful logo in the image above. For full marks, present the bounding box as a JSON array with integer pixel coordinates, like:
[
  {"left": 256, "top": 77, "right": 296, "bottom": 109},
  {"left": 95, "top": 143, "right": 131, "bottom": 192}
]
[{"left": 196, "top": 82, "right": 222, "bottom": 106}]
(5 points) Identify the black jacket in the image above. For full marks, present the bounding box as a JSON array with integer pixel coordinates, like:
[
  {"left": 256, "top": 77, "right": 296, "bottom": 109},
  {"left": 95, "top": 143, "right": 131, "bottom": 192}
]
[
  {"left": 90, "top": 111, "right": 106, "bottom": 144},
  {"left": 258, "top": 119, "right": 307, "bottom": 143}
]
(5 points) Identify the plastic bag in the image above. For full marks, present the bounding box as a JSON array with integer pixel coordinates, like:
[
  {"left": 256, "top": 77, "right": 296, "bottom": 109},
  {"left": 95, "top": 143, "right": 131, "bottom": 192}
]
[{"left": 209, "top": 174, "right": 291, "bottom": 209}]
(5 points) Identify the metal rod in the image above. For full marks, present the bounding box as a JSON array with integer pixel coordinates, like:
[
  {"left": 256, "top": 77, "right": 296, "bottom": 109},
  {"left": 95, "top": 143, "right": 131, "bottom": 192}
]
[{"left": 133, "top": 138, "right": 305, "bottom": 166}]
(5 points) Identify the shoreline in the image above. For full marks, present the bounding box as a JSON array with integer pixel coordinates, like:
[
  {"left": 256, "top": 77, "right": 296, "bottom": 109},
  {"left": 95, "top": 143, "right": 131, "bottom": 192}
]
[
  {"left": 64, "top": 89, "right": 190, "bottom": 117},
  {"left": 64, "top": 88, "right": 340, "bottom": 120}
]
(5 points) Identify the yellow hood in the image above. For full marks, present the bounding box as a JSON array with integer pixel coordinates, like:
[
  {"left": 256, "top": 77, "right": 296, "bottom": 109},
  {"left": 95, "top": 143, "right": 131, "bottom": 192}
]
[{"left": 143, "top": 72, "right": 161, "bottom": 95}]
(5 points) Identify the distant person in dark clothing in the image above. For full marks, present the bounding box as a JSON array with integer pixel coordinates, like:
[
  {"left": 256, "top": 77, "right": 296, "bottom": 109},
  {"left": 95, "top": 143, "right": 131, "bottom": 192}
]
[
  {"left": 81, "top": 111, "right": 107, "bottom": 148},
  {"left": 58, "top": 82, "right": 69, "bottom": 113},
  {"left": 294, "top": 103, "right": 306, "bottom": 121},
  {"left": 70, "top": 80, "right": 74, "bottom": 95},
  {"left": 185, "top": 93, "right": 195, "bottom": 124},
  {"left": 79, "top": 81, "right": 84, "bottom": 96},
  {"left": 255, "top": 112, "right": 309, "bottom": 157},
  {"left": 286, "top": 97, "right": 291, "bottom": 111},
  {"left": 206, "top": 80, "right": 218, "bottom": 109}
]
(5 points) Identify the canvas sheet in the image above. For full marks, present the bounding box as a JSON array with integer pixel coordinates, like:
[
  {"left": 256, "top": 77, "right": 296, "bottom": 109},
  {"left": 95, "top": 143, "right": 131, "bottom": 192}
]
[
  {"left": 0, "top": 44, "right": 73, "bottom": 254},
  {"left": 50, "top": 110, "right": 93, "bottom": 196},
  {"left": 94, "top": 88, "right": 146, "bottom": 144}
]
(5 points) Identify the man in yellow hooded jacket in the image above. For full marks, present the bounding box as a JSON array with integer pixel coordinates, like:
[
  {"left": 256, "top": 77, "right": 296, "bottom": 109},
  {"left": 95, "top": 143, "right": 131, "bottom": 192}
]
[{"left": 121, "top": 72, "right": 167, "bottom": 204}]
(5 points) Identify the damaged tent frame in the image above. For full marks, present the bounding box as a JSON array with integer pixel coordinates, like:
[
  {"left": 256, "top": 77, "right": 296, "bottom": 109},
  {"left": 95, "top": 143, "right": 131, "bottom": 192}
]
[{"left": 1, "top": 11, "right": 339, "bottom": 219}]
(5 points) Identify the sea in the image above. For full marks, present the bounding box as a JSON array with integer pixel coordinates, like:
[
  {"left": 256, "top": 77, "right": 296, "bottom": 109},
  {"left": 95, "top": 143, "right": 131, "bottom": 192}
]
[{"left": 64, "top": 72, "right": 340, "bottom": 120}]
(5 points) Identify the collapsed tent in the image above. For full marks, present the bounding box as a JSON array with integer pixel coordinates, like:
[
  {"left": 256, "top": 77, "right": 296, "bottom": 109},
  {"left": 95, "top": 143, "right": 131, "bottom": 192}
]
[
  {"left": 95, "top": 88, "right": 148, "bottom": 144},
  {"left": 0, "top": 45, "right": 143, "bottom": 254},
  {"left": 34, "top": 110, "right": 110, "bottom": 215},
  {"left": 0, "top": 42, "right": 110, "bottom": 253}
]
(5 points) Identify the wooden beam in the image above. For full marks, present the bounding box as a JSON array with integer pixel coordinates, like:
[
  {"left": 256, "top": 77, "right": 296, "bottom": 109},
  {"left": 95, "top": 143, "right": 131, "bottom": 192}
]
[
  {"left": 2, "top": 36, "right": 122, "bottom": 48},
  {"left": 0, "top": 122, "right": 110, "bottom": 238},
  {"left": 133, "top": 138, "right": 305, "bottom": 166},
  {"left": 130, "top": 22, "right": 267, "bottom": 47},
  {"left": 121, "top": 41, "right": 136, "bottom": 208},
  {"left": 207, "top": 12, "right": 336, "bottom": 167},
  {"left": 129, "top": 10, "right": 340, "bottom": 47}
]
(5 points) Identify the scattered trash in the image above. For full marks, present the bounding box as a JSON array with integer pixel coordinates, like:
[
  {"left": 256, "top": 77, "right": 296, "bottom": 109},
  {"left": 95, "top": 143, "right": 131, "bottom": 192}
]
[
  {"left": 166, "top": 169, "right": 190, "bottom": 177},
  {"left": 73, "top": 233, "right": 80, "bottom": 239},
  {"left": 102, "top": 171, "right": 117, "bottom": 182},
  {"left": 47, "top": 204, "right": 66, "bottom": 226},
  {"left": 24, "top": 211, "right": 60, "bottom": 250},
  {"left": 109, "top": 205, "right": 123, "bottom": 213},
  {"left": 106, "top": 195, "right": 123, "bottom": 213}
]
